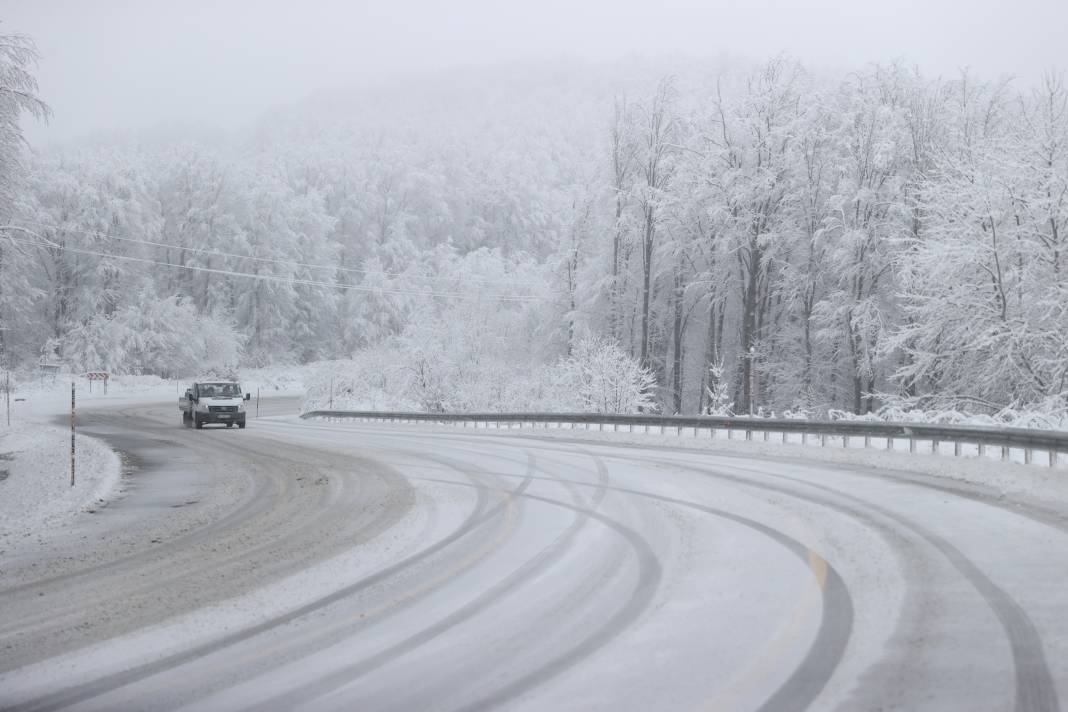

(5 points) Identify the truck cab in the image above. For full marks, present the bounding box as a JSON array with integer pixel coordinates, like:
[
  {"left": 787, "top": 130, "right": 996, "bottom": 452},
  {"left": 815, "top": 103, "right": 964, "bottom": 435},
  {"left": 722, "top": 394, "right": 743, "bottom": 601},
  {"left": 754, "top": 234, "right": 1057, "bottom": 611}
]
[{"left": 180, "top": 381, "right": 251, "bottom": 429}]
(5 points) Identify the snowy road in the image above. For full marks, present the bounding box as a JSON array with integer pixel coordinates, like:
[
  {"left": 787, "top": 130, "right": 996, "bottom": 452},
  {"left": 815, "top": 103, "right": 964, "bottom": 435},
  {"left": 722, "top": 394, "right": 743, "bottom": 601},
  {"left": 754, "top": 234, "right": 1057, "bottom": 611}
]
[{"left": 2, "top": 400, "right": 1067, "bottom": 711}]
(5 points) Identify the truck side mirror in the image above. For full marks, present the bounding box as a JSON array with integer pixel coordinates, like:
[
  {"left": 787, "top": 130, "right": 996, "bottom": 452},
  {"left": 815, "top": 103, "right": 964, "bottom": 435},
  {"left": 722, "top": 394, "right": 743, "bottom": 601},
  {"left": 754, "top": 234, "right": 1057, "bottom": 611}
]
[{"left": 245, "top": 393, "right": 251, "bottom": 401}]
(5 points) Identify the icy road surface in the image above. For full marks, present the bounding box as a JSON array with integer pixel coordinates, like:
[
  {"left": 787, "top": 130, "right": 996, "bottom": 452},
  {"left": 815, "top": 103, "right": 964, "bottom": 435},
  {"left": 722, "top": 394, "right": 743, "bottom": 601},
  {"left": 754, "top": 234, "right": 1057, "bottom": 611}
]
[{"left": 2, "top": 400, "right": 1067, "bottom": 711}]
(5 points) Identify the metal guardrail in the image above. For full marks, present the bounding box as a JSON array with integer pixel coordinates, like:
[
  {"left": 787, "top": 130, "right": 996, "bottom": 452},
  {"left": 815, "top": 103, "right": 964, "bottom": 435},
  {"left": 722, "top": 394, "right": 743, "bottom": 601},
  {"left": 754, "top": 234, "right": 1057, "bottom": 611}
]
[{"left": 301, "top": 410, "right": 1068, "bottom": 468}]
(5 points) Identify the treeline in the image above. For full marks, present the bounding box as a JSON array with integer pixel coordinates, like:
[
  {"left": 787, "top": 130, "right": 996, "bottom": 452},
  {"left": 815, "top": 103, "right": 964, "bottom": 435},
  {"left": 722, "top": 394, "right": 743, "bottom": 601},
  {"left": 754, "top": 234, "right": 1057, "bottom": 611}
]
[
  {"left": 1, "top": 47, "right": 1065, "bottom": 415},
  {"left": 597, "top": 61, "right": 1068, "bottom": 416}
]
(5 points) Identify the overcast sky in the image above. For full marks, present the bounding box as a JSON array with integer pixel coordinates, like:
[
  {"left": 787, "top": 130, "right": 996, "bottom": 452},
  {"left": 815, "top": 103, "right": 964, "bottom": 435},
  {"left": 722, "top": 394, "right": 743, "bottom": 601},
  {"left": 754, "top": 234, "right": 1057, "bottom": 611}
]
[{"left": 4, "top": 0, "right": 1067, "bottom": 144}]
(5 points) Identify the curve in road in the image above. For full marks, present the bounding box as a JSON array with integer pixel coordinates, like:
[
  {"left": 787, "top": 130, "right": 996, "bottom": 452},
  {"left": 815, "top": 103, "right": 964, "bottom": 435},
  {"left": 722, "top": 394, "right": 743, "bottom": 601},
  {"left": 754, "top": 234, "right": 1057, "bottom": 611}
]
[{"left": 1, "top": 399, "right": 1065, "bottom": 712}]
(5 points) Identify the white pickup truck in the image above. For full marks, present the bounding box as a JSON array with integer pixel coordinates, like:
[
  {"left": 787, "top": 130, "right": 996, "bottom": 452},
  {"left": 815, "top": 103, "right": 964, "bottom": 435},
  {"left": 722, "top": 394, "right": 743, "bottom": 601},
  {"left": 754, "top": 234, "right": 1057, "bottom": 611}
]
[{"left": 179, "top": 381, "right": 251, "bottom": 429}]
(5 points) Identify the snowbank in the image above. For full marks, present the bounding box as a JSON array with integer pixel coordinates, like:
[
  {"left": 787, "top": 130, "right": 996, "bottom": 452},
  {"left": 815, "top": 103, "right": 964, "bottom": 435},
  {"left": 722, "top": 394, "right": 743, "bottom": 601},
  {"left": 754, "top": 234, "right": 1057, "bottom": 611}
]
[
  {"left": 9, "top": 372, "right": 174, "bottom": 398},
  {"left": 0, "top": 421, "right": 122, "bottom": 542},
  {"left": 830, "top": 405, "right": 1068, "bottom": 433},
  {"left": 238, "top": 366, "right": 309, "bottom": 396}
]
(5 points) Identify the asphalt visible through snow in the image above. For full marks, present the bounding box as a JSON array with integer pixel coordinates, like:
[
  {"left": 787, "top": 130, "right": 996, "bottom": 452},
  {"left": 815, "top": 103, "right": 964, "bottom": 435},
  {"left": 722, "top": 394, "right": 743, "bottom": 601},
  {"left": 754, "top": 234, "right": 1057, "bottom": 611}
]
[{"left": 1, "top": 399, "right": 1066, "bottom": 711}]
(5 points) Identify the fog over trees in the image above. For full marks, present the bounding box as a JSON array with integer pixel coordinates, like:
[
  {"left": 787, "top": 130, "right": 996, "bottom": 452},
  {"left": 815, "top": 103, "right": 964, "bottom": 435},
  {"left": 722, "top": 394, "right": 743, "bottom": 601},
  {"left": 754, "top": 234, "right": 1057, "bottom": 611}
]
[{"left": 1, "top": 31, "right": 1066, "bottom": 416}]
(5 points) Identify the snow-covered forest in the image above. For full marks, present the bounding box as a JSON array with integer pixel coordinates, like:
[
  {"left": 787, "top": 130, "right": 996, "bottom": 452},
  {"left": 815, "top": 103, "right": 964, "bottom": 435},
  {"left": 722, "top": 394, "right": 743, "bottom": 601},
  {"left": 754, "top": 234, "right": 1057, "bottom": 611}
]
[{"left": 2, "top": 32, "right": 1066, "bottom": 416}]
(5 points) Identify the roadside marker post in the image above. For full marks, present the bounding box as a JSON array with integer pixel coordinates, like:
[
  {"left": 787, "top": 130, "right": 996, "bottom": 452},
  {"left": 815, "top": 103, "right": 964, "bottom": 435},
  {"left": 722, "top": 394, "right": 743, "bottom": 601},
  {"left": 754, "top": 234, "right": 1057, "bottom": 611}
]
[
  {"left": 5, "top": 371, "right": 10, "bottom": 427},
  {"left": 70, "top": 382, "right": 75, "bottom": 487},
  {"left": 257, "top": 388, "right": 261, "bottom": 419}
]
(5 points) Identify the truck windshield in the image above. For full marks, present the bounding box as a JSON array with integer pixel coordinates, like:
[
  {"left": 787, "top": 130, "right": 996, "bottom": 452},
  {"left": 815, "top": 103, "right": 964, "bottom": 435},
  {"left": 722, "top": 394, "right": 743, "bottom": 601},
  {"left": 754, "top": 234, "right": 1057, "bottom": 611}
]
[{"left": 199, "top": 383, "right": 241, "bottom": 398}]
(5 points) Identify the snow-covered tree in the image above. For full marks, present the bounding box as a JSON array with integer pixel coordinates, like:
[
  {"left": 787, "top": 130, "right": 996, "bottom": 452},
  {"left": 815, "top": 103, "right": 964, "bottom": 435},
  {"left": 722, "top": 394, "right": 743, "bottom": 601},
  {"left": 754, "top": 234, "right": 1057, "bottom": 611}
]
[
  {"left": 62, "top": 293, "right": 243, "bottom": 377},
  {"left": 562, "top": 336, "right": 656, "bottom": 414},
  {"left": 0, "top": 31, "right": 49, "bottom": 367}
]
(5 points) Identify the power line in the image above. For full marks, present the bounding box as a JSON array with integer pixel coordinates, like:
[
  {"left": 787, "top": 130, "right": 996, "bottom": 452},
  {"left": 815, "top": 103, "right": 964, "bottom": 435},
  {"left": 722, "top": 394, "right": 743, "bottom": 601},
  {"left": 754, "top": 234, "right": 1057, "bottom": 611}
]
[
  {"left": 5, "top": 236, "right": 551, "bottom": 302},
  {"left": 13, "top": 219, "right": 547, "bottom": 289}
]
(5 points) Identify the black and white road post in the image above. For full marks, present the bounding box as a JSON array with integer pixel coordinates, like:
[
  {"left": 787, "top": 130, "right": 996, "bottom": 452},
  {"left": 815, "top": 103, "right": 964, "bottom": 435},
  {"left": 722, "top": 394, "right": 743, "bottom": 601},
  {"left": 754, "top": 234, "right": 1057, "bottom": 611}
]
[
  {"left": 70, "top": 381, "right": 75, "bottom": 487},
  {"left": 748, "top": 346, "right": 756, "bottom": 416}
]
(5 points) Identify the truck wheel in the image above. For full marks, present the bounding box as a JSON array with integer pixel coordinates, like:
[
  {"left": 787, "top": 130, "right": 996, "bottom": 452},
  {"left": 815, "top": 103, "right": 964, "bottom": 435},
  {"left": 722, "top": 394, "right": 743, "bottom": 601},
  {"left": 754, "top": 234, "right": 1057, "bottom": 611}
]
[
  {"left": 183, "top": 411, "right": 191, "bottom": 427},
  {"left": 238, "top": 422, "right": 246, "bottom": 429},
  {"left": 195, "top": 416, "right": 204, "bottom": 430},
  {"left": 226, "top": 422, "right": 233, "bottom": 428}
]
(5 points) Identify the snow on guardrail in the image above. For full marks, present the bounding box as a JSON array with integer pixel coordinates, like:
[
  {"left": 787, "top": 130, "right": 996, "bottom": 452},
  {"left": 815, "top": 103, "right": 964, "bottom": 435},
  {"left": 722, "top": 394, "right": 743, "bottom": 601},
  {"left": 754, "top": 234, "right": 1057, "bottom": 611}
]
[{"left": 300, "top": 410, "right": 1068, "bottom": 469}]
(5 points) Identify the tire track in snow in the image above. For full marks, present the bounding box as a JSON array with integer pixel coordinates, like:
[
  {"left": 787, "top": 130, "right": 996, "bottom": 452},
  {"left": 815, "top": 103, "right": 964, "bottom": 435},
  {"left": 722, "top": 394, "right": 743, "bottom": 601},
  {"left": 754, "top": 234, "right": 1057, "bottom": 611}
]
[
  {"left": 687, "top": 458, "right": 1061, "bottom": 712},
  {"left": 295, "top": 452, "right": 846, "bottom": 712},
  {"left": 0, "top": 427, "right": 405, "bottom": 658},
  {"left": 258, "top": 421, "right": 855, "bottom": 711},
  {"left": 393, "top": 426, "right": 1062, "bottom": 710},
  {"left": 239, "top": 450, "right": 613, "bottom": 710},
  {"left": 2, "top": 448, "right": 533, "bottom": 712}
]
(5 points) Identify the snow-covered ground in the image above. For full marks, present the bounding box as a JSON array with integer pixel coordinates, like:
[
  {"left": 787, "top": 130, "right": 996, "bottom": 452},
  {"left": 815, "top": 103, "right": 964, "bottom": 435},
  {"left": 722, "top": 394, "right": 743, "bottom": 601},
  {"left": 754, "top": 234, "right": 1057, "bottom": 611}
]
[
  {"left": 238, "top": 366, "right": 308, "bottom": 397},
  {"left": 0, "top": 420, "right": 121, "bottom": 544},
  {"left": 0, "top": 377, "right": 179, "bottom": 544}
]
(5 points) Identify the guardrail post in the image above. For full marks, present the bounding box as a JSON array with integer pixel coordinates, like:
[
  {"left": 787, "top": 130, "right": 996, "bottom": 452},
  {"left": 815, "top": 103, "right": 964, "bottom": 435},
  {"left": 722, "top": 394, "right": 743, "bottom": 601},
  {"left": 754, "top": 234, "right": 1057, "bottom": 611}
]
[
  {"left": 1025, "top": 448, "right": 1033, "bottom": 465},
  {"left": 1049, "top": 450, "right": 1057, "bottom": 468},
  {"left": 728, "top": 428, "right": 733, "bottom": 440},
  {"left": 953, "top": 441, "right": 961, "bottom": 457},
  {"left": 909, "top": 438, "right": 916, "bottom": 454},
  {"left": 745, "top": 429, "right": 752, "bottom": 441},
  {"left": 932, "top": 439, "right": 939, "bottom": 455},
  {"left": 1001, "top": 446, "right": 1009, "bottom": 461},
  {"left": 762, "top": 430, "right": 769, "bottom": 442},
  {"left": 781, "top": 431, "right": 787, "bottom": 444},
  {"left": 978, "top": 443, "right": 986, "bottom": 458},
  {"left": 802, "top": 431, "right": 808, "bottom": 446},
  {"left": 843, "top": 435, "right": 850, "bottom": 449},
  {"left": 864, "top": 435, "right": 871, "bottom": 449},
  {"left": 886, "top": 436, "right": 893, "bottom": 451},
  {"left": 820, "top": 433, "right": 827, "bottom": 447}
]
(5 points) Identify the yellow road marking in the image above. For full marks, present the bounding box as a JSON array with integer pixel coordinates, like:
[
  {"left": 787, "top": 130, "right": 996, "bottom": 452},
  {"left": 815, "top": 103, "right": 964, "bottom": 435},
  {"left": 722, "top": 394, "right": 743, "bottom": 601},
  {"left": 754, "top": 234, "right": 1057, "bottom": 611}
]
[{"left": 703, "top": 549, "right": 829, "bottom": 712}]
